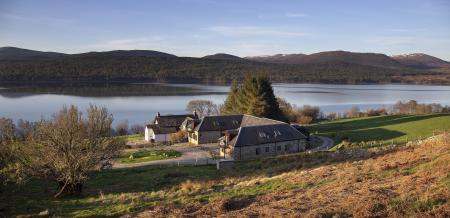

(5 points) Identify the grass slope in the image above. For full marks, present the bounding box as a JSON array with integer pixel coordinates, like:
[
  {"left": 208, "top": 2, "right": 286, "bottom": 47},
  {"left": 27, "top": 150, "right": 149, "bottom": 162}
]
[
  {"left": 1, "top": 134, "right": 449, "bottom": 217},
  {"left": 309, "top": 114, "right": 450, "bottom": 148}
]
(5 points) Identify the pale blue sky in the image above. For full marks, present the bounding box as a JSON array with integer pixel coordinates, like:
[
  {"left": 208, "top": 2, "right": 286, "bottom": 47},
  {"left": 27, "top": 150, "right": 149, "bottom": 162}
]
[{"left": 1, "top": 0, "right": 449, "bottom": 60}]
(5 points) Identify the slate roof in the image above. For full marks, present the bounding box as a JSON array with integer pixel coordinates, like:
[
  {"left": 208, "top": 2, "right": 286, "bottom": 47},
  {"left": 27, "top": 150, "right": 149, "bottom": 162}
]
[
  {"left": 146, "top": 124, "right": 178, "bottom": 134},
  {"left": 154, "top": 114, "right": 198, "bottom": 127},
  {"left": 291, "top": 124, "right": 311, "bottom": 137},
  {"left": 194, "top": 114, "right": 284, "bottom": 132},
  {"left": 232, "top": 124, "right": 307, "bottom": 147},
  {"left": 195, "top": 115, "right": 243, "bottom": 132}
]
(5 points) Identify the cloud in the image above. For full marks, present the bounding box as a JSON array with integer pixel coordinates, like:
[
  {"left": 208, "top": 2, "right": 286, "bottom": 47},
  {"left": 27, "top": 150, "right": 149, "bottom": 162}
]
[
  {"left": 285, "top": 12, "right": 307, "bottom": 18},
  {"left": 0, "top": 11, "right": 73, "bottom": 26},
  {"left": 208, "top": 26, "right": 307, "bottom": 37},
  {"left": 385, "top": 28, "right": 426, "bottom": 33}
]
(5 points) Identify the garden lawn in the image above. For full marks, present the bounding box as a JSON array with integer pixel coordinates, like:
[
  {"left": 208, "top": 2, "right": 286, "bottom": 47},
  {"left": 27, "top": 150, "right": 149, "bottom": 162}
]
[
  {"left": 119, "top": 149, "right": 181, "bottom": 164},
  {"left": 308, "top": 114, "right": 450, "bottom": 148}
]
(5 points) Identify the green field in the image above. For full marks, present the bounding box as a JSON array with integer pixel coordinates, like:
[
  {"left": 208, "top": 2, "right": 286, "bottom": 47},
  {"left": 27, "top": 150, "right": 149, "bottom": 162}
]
[
  {"left": 119, "top": 149, "right": 182, "bottom": 164},
  {"left": 116, "top": 134, "right": 144, "bottom": 142},
  {"left": 308, "top": 114, "right": 450, "bottom": 148}
]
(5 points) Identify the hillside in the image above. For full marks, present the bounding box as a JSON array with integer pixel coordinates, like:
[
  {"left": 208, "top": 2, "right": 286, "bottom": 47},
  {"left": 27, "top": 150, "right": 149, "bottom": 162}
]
[
  {"left": 246, "top": 51, "right": 405, "bottom": 68},
  {"left": 75, "top": 50, "right": 177, "bottom": 58},
  {"left": 2, "top": 132, "right": 449, "bottom": 217},
  {"left": 308, "top": 114, "right": 450, "bottom": 148},
  {"left": 1, "top": 47, "right": 450, "bottom": 85},
  {"left": 202, "top": 53, "right": 242, "bottom": 60},
  {"left": 0, "top": 47, "right": 67, "bottom": 60},
  {"left": 392, "top": 53, "right": 450, "bottom": 69}
]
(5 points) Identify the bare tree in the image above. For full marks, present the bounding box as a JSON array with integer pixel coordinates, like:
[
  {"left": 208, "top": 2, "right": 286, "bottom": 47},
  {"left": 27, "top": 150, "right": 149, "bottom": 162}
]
[
  {"left": 23, "top": 105, "right": 124, "bottom": 197},
  {"left": 130, "top": 124, "right": 144, "bottom": 134},
  {"left": 115, "top": 119, "right": 129, "bottom": 136},
  {"left": 346, "top": 106, "right": 361, "bottom": 118},
  {"left": 186, "top": 100, "right": 220, "bottom": 118}
]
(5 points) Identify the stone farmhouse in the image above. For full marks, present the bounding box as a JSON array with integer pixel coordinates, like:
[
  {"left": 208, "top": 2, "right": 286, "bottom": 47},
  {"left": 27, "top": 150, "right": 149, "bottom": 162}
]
[
  {"left": 183, "top": 114, "right": 285, "bottom": 145},
  {"left": 219, "top": 124, "right": 307, "bottom": 160}
]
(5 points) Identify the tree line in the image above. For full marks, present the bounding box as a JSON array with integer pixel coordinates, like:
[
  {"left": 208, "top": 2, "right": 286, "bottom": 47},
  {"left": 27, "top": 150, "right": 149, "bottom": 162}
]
[{"left": 0, "top": 56, "right": 435, "bottom": 84}]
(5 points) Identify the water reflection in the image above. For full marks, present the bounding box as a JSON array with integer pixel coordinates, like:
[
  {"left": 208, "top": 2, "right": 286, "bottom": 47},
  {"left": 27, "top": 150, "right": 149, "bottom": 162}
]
[{"left": 1, "top": 83, "right": 450, "bottom": 125}]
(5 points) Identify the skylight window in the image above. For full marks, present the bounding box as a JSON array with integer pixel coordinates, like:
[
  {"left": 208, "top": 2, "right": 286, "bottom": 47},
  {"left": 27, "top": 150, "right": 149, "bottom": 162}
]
[{"left": 258, "top": 132, "right": 267, "bottom": 138}]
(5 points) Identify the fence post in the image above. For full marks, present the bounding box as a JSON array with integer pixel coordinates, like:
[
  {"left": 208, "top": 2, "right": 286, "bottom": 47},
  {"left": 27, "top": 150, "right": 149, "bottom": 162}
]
[
  {"left": 178, "top": 161, "right": 180, "bottom": 167},
  {"left": 195, "top": 157, "right": 198, "bottom": 166}
]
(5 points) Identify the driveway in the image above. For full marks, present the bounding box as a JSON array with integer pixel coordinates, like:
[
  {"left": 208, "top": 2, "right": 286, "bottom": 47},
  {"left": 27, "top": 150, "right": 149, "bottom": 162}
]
[
  {"left": 310, "top": 136, "right": 335, "bottom": 152},
  {"left": 112, "top": 143, "right": 217, "bottom": 169}
]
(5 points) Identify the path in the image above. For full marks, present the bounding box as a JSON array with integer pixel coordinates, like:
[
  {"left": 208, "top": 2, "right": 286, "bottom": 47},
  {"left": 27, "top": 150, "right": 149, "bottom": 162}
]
[
  {"left": 112, "top": 143, "right": 217, "bottom": 169},
  {"left": 310, "top": 135, "right": 335, "bottom": 152}
]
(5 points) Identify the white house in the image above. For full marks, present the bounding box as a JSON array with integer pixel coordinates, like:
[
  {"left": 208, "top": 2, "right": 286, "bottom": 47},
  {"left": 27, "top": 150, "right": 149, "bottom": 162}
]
[
  {"left": 144, "top": 112, "right": 199, "bottom": 142},
  {"left": 144, "top": 124, "right": 177, "bottom": 142}
]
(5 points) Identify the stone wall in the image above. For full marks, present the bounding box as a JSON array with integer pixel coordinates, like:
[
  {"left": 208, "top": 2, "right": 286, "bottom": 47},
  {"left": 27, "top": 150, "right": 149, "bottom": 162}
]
[{"left": 233, "top": 139, "right": 306, "bottom": 160}]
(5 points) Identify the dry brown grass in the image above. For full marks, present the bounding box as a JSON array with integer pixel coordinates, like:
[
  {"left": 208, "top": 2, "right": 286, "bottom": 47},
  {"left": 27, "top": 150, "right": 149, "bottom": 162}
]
[{"left": 137, "top": 134, "right": 450, "bottom": 217}]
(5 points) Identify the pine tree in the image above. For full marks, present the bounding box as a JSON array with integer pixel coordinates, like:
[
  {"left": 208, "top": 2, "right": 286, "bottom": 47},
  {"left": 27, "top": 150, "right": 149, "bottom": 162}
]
[
  {"left": 227, "top": 75, "right": 286, "bottom": 121},
  {"left": 222, "top": 79, "right": 240, "bottom": 115}
]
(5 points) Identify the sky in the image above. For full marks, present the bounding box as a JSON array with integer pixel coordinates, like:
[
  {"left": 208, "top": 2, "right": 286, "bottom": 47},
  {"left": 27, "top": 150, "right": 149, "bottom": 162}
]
[{"left": 0, "top": 0, "right": 449, "bottom": 60}]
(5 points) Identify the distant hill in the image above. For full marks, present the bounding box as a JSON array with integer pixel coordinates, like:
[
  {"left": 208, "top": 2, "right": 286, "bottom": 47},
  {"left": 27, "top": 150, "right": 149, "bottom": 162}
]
[
  {"left": 247, "top": 51, "right": 403, "bottom": 68},
  {"left": 75, "top": 50, "right": 177, "bottom": 58},
  {"left": 0, "top": 47, "right": 177, "bottom": 60},
  {"left": 1, "top": 46, "right": 449, "bottom": 85},
  {"left": 246, "top": 54, "right": 307, "bottom": 64},
  {"left": 202, "top": 53, "right": 242, "bottom": 60},
  {"left": 392, "top": 53, "right": 450, "bottom": 69},
  {"left": 0, "top": 47, "right": 67, "bottom": 60}
]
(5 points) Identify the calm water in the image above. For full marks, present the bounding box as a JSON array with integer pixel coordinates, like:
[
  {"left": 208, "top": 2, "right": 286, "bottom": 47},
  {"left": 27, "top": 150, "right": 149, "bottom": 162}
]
[{"left": 1, "top": 83, "right": 450, "bottom": 126}]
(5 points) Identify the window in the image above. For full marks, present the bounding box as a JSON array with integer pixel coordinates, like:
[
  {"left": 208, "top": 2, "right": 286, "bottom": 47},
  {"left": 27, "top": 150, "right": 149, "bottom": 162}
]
[
  {"left": 285, "top": 144, "right": 291, "bottom": 151},
  {"left": 274, "top": 130, "right": 282, "bottom": 137},
  {"left": 277, "top": 145, "right": 281, "bottom": 151},
  {"left": 256, "top": 148, "right": 260, "bottom": 155},
  {"left": 265, "top": 147, "right": 269, "bottom": 152}
]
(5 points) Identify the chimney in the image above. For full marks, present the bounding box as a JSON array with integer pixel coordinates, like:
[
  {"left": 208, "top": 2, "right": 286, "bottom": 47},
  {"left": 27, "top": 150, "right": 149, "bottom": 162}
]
[
  {"left": 156, "top": 112, "right": 161, "bottom": 118},
  {"left": 193, "top": 110, "right": 198, "bottom": 118}
]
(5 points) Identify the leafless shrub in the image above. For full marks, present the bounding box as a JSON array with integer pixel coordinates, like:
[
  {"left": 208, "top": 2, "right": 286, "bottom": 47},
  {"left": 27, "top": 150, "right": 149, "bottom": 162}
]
[
  {"left": 186, "top": 100, "right": 220, "bottom": 118},
  {"left": 22, "top": 105, "right": 125, "bottom": 197},
  {"left": 115, "top": 119, "right": 129, "bottom": 136},
  {"left": 130, "top": 124, "right": 144, "bottom": 134}
]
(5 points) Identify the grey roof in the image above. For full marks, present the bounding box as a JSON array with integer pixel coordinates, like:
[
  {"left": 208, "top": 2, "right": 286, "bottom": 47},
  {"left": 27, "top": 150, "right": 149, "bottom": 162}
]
[
  {"left": 233, "top": 124, "right": 307, "bottom": 147},
  {"left": 154, "top": 114, "right": 198, "bottom": 127},
  {"left": 195, "top": 115, "right": 243, "bottom": 132},
  {"left": 146, "top": 124, "right": 178, "bottom": 134},
  {"left": 195, "top": 114, "right": 284, "bottom": 132}
]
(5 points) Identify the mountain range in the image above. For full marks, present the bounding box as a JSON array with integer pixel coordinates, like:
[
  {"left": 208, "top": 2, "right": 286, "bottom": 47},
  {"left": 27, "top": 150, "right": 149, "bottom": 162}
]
[{"left": 1, "top": 46, "right": 449, "bottom": 70}]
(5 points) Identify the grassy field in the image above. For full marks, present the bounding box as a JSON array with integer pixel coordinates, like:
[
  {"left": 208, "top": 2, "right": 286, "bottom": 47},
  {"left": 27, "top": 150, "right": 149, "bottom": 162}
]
[
  {"left": 119, "top": 149, "right": 182, "bottom": 164},
  {"left": 117, "top": 134, "right": 144, "bottom": 142},
  {"left": 1, "top": 133, "right": 449, "bottom": 217},
  {"left": 308, "top": 114, "right": 450, "bottom": 148}
]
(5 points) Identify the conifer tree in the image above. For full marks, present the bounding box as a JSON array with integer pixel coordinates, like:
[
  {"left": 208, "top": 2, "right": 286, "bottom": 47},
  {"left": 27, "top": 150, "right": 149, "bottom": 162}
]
[
  {"left": 222, "top": 79, "right": 240, "bottom": 114},
  {"left": 225, "top": 75, "right": 286, "bottom": 121}
]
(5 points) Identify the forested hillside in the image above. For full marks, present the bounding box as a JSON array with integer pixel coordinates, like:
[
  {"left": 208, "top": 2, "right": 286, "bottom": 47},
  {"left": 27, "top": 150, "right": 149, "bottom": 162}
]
[{"left": 1, "top": 47, "right": 449, "bottom": 84}]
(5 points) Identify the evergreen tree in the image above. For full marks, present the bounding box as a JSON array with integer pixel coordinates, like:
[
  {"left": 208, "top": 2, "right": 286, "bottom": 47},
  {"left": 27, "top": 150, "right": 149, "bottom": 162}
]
[
  {"left": 222, "top": 79, "right": 240, "bottom": 114},
  {"left": 227, "top": 75, "right": 286, "bottom": 121}
]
